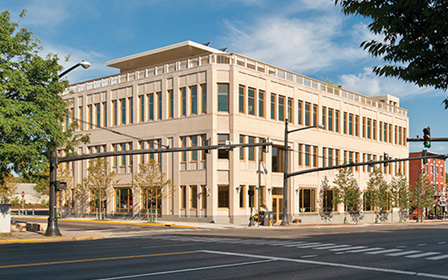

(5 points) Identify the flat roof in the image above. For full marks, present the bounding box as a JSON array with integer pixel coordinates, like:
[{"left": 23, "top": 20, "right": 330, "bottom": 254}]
[{"left": 106, "top": 41, "right": 225, "bottom": 72}]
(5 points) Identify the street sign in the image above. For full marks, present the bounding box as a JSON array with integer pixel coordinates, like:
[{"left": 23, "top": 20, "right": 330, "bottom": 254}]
[{"left": 21, "top": 191, "right": 25, "bottom": 198}]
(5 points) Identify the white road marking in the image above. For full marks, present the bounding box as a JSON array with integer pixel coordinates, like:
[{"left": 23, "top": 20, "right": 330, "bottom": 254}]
[
  {"left": 201, "top": 250, "right": 448, "bottom": 279},
  {"left": 387, "top": 250, "right": 421, "bottom": 256},
  {"left": 343, "top": 247, "right": 385, "bottom": 254},
  {"left": 331, "top": 246, "right": 366, "bottom": 252},
  {"left": 313, "top": 244, "right": 352, "bottom": 250},
  {"left": 366, "top": 249, "right": 403, "bottom": 255},
  {"left": 301, "top": 255, "right": 317, "bottom": 258},
  {"left": 417, "top": 243, "right": 428, "bottom": 247},
  {"left": 405, "top": 252, "right": 440, "bottom": 259},
  {"left": 427, "top": 254, "right": 448, "bottom": 261}
]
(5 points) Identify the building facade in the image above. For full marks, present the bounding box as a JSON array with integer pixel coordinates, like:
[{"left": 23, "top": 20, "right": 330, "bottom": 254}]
[
  {"left": 409, "top": 151, "right": 446, "bottom": 217},
  {"left": 61, "top": 41, "right": 409, "bottom": 225}
]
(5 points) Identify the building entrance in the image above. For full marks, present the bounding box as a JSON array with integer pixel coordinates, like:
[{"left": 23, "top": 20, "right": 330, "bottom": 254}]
[{"left": 272, "top": 187, "right": 283, "bottom": 223}]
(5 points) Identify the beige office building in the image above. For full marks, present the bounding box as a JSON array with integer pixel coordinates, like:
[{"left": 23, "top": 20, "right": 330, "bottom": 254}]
[{"left": 61, "top": 41, "right": 409, "bottom": 225}]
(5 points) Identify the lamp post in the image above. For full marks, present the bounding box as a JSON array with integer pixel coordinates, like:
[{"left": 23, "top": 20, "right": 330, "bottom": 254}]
[
  {"left": 281, "top": 119, "right": 322, "bottom": 226},
  {"left": 45, "top": 61, "right": 90, "bottom": 236}
]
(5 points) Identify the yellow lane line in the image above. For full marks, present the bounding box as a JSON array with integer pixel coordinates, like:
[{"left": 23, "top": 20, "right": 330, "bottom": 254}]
[{"left": 0, "top": 251, "right": 199, "bottom": 269}]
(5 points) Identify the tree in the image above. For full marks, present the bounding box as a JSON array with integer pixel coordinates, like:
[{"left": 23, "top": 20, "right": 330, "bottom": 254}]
[
  {"left": 389, "top": 174, "right": 410, "bottom": 221},
  {"left": 412, "top": 171, "right": 435, "bottom": 220},
  {"left": 0, "top": 172, "right": 17, "bottom": 203},
  {"left": 333, "top": 168, "right": 361, "bottom": 214},
  {"left": 367, "top": 168, "right": 390, "bottom": 212},
  {"left": 132, "top": 160, "right": 174, "bottom": 222},
  {"left": 335, "top": 0, "right": 448, "bottom": 105},
  {"left": 78, "top": 158, "right": 117, "bottom": 219},
  {"left": 0, "top": 10, "right": 84, "bottom": 185}
]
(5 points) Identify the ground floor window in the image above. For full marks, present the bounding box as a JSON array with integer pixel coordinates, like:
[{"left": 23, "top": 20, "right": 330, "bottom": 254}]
[
  {"left": 190, "top": 185, "right": 198, "bottom": 209},
  {"left": 90, "top": 188, "right": 107, "bottom": 214},
  {"left": 201, "top": 185, "right": 207, "bottom": 209},
  {"left": 141, "top": 187, "right": 161, "bottom": 215},
  {"left": 218, "top": 185, "right": 229, "bottom": 208},
  {"left": 299, "top": 188, "right": 316, "bottom": 213},
  {"left": 363, "top": 191, "right": 375, "bottom": 212},
  {"left": 239, "top": 185, "right": 245, "bottom": 208},
  {"left": 180, "top": 186, "right": 186, "bottom": 209},
  {"left": 323, "top": 189, "right": 336, "bottom": 212},
  {"left": 115, "top": 188, "right": 133, "bottom": 214}
]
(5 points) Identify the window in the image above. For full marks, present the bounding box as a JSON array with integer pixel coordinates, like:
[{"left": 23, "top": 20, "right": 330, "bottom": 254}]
[
  {"left": 355, "top": 115, "right": 359, "bottom": 137},
  {"left": 248, "top": 88, "right": 256, "bottom": 115},
  {"left": 270, "top": 93, "right": 276, "bottom": 120},
  {"left": 115, "top": 188, "right": 132, "bottom": 214},
  {"left": 139, "top": 96, "right": 145, "bottom": 122},
  {"left": 288, "top": 98, "right": 293, "bottom": 123},
  {"left": 248, "top": 136, "right": 255, "bottom": 161},
  {"left": 363, "top": 191, "right": 375, "bottom": 211},
  {"left": 328, "top": 148, "right": 333, "bottom": 167},
  {"left": 120, "top": 99, "right": 126, "bottom": 124},
  {"left": 278, "top": 95, "right": 285, "bottom": 121},
  {"left": 298, "top": 144, "right": 303, "bottom": 166},
  {"left": 272, "top": 146, "right": 284, "bottom": 172},
  {"left": 103, "top": 103, "right": 107, "bottom": 127},
  {"left": 323, "top": 189, "right": 336, "bottom": 212},
  {"left": 394, "top": 125, "right": 398, "bottom": 145},
  {"left": 305, "top": 102, "right": 311, "bottom": 126},
  {"left": 299, "top": 188, "right": 316, "bottom": 212},
  {"left": 343, "top": 112, "right": 347, "bottom": 134},
  {"left": 88, "top": 105, "right": 93, "bottom": 129},
  {"left": 379, "top": 121, "right": 383, "bottom": 141},
  {"left": 373, "top": 120, "right": 377, "bottom": 140},
  {"left": 168, "top": 90, "right": 173, "bottom": 118},
  {"left": 218, "top": 185, "right": 229, "bottom": 208},
  {"left": 239, "top": 135, "right": 245, "bottom": 160},
  {"left": 95, "top": 103, "right": 101, "bottom": 128},
  {"left": 78, "top": 107, "right": 83, "bottom": 130},
  {"left": 190, "top": 86, "right": 197, "bottom": 115},
  {"left": 201, "top": 186, "right": 207, "bottom": 209},
  {"left": 298, "top": 100, "right": 303, "bottom": 125},
  {"left": 181, "top": 137, "right": 187, "bottom": 162},
  {"left": 90, "top": 188, "right": 107, "bottom": 214},
  {"left": 218, "top": 134, "right": 229, "bottom": 159},
  {"left": 239, "top": 185, "right": 245, "bottom": 208},
  {"left": 129, "top": 97, "right": 134, "bottom": 123},
  {"left": 157, "top": 92, "right": 161, "bottom": 120},
  {"left": 239, "top": 85, "right": 245, "bottom": 113},
  {"left": 322, "top": 148, "right": 327, "bottom": 167},
  {"left": 312, "top": 104, "right": 318, "bottom": 126},
  {"left": 335, "top": 110, "right": 340, "bottom": 133},
  {"left": 249, "top": 186, "right": 256, "bottom": 208},
  {"left": 113, "top": 100, "right": 118, "bottom": 126},
  {"left": 180, "top": 186, "right": 186, "bottom": 209},
  {"left": 367, "top": 118, "right": 372, "bottom": 139},
  {"left": 141, "top": 187, "right": 161, "bottom": 215},
  {"left": 218, "top": 84, "right": 229, "bottom": 112},
  {"left": 304, "top": 145, "right": 311, "bottom": 167},
  {"left": 328, "top": 108, "right": 333, "bottom": 131},
  {"left": 190, "top": 185, "right": 198, "bottom": 209},
  {"left": 322, "top": 107, "right": 327, "bottom": 129},
  {"left": 348, "top": 113, "right": 353, "bottom": 135},
  {"left": 180, "top": 88, "right": 186, "bottom": 116},
  {"left": 201, "top": 84, "right": 207, "bottom": 114},
  {"left": 312, "top": 146, "right": 318, "bottom": 167},
  {"left": 191, "top": 135, "right": 198, "bottom": 161},
  {"left": 258, "top": 90, "right": 265, "bottom": 117},
  {"left": 148, "top": 94, "right": 154, "bottom": 120}
]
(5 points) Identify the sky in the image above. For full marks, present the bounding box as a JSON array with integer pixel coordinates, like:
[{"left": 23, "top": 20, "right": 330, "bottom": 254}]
[{"left": 4, "top": 0, "right": 448, "bottom": 155}]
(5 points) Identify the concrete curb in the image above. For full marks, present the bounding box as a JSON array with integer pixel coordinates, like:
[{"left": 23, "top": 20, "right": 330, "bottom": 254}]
[{"left": 0, "top": 235, "right": 100, "bottom": 244}]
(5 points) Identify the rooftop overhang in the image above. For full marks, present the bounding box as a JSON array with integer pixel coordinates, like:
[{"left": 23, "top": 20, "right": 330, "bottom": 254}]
[{"left": 106, "top": 41, "right": 225, "bottom": 72}]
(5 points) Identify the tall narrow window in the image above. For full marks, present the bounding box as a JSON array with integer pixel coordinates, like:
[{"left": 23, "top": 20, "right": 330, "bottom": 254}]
[
  {"left": 190, "top": 185, "right": 198, "bottom": 209},
  {"left": 298, "top": 100, "right": 303, "bottom": 125},
  {"left": 191, "top": 135, "right": 198, "bottom": 161},
  {"left": 312, "top": 146, "right": 318, "bottom": 167},
  {"left": 239, "top": 85, "right": 245, "bottom": 113},
  {"left": 373, "top": 120, "right": 377, "bottom": 140},
  {"left": 201, "top": 84, "right": 207, "bottom": 114},
  {"left": 218, "top": 134, "right": 229, "bottom": 159},
  {"left": 120, "top": 99, "right": 126, "bottom": 124},
  {"left": 322, "top": 107, "right": 327, "bottom": 130},
  {"left": 121, "top": 143, "right": 127, "bottom": 166},
  {"left": 148, "top": 94, "right": 154, "bottom": 121},
  {"left": 180, "top": 186, "right": 186, "bottom": 209},
  {"left": 270, "top": 93, "right": 276, "bottom": 120},
  {"left": 362, "top": 117, "right": 366, "bottom": 138},
  {"left": 288, "top": 98, "right": 293, "bottom": 123},
  {"left": 180, "top": 88, "right": 187, "bottom": 116},
  {"left": 304, "top": 145, "right": 310, "bottom": 167},
  {"left": 355, "top": 115, "right": 359, "bottom": 137},
  {"left": 312, "top": 104, "right": 318, "bottom": 126},
  {"left": 88, "top": 105, "right": 93, "bottom": 129},
  {"left": 113, "top": 100, "right": 118, "bottom": 126},
  {"left": 379, "top": 121, "right": 383, "bottom": 141},
  {"left": 248, "top": 88, "right": 255, "bottom": 115},
  {"left": 190, "top": 86, "right": 197, "bottom": 115},
  {"left": 239, "top": 135, "right": 245, "bottom": 160},
  {"left": 328, "top": 108, "right": 333, "bottom": 131},
  {"left": 348, "top": 113, "right": 353, "bottom": 135},
  {"left": 181, "top": 137, "right": 187, "bottom": 162},
  {"left": 367, "top": 118, "right": 372, "bottom": 139},
  {"left": 201, "top": 186, "right": 207, "bottom": 209},
  {"left": 328, "top": 148, "right": 333, "bottom": 167},
  {"left": 248, "top": 136, "right": 255, "bottom": 161},
  {"left": 95, "top": 103, "right": 101, "bottom": 128},
  {"left": 343, "top": 112, "right": 347, "bottom": 134},
  {"left": 278, "top": 96, "right": 285, "bottom": 121},
  {"left": 139, "top": 96, "right": 145, "bottom": 122},
  {"left": 299, "top": 189, "right": 316, "bottom": 213},
  {"left": 78, "top": 107, "right": 83, "bottom": 130},
  {"left": 129, "top": 97, "right": 133, "bottom": 124},
  {"left": 298, "top": 144, "right": 303, "bottom": 166},
  {"left": 168, "top": 90, "right": 173, "bottom": 118},
  {"left": 258, "top": 90, "right": 265, "bottom": 117},
  {"left": 217, "top": 84, "right": 229, "bottom": 112},
  {"left": 218, "top": 186, "right": 229, "bottom": 208},
  {"left": 335, "top": 110, "right": 340, "bottom": 133},
  {"left": 157, "top": 92, "right": 162, "bottom": 120},
  {"left": 305, "top": 102, "right": 311, "bottom": 126},
  {"left": 239, "top": 185, "right": 245, "bottom": 208}
]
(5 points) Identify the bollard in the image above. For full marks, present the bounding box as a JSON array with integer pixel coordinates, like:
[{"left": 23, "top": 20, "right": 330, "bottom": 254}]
[
  {"left": 32, "top": 209, "right": 35, "bottom": 216},
  {"left": 25, "top": 209, "right": 28, "bottom": 215}
]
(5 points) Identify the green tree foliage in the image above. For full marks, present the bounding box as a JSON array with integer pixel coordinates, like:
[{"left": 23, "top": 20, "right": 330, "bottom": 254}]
[
  {"left": 389, "top": 174, "right": 410, "bottom": 211},
  {"left": 77, "top": 158, "right": 117, "bottom": 218},
  {"left": 0, "top": 10, "right": 81, "bottom": 184},
  {"left": 335, "top": 0, "right": 448, "bottom": 104},
  {"left": 412, "top": 171, "right": 435, "bottom": 211},
  {"left": 132, "top": 160, "right": 174, "bottom": 222},
  {"left": 333, "top": 167, "right": 361, "bottom": 212},
  {"left": 367, "top": 168, "right": 390, "bottom": 211},
  {"left": 0, "top": 172, "right": 17, "bottom": 203}
]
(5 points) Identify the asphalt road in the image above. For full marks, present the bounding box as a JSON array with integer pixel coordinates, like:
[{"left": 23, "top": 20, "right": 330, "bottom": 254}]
[{"left": 1, "top": 222, "right": 448, "bottom": 279}]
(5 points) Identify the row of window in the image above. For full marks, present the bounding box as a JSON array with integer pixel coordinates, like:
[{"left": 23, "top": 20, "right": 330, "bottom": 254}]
[{"left": 180, "top": 185, "right": 207, "bottom": 209}]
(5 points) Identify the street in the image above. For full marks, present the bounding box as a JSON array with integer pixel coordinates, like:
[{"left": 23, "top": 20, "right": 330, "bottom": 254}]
[{"left": 1, "top": 221, "right": 448, "bottom": 279}]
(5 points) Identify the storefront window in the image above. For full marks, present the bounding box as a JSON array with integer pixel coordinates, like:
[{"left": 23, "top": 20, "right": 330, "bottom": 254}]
[{"left": 115, "top": 188, "right": 133, "bottom": 214}]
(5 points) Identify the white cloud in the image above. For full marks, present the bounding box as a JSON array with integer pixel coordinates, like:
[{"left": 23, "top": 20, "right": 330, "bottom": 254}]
[{"left": 224, "top": 15, "right": 366, "bottom": 74}]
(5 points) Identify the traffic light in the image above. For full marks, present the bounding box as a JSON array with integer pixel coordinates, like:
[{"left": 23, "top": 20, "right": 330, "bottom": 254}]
[
  {"left": 423, "top": 127, "right": 431, "bottom": 148},
  {"left": 422, "top": 149, "right": 428, "bottom": 164},
  {"left": 383, "top": 152, "right": 389, "bottom": 167}
]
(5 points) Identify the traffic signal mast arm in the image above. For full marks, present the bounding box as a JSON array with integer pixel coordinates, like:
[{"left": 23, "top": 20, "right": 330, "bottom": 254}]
[
  {"left": 287, "top": 154, "right": 447, "bottom": 178},
  {"left": 407, "top": 137, "right": 448, "bottom": 142},
  {"left": 58, "top": 141, "right": 273, "bottom": 163}
]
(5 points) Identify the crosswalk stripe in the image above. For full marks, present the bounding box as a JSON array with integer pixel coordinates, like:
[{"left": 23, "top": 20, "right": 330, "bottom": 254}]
[
  {"left": 386, "top": 250, "right": 421, "bottom": 256},
  {"left": 293, "top": 242, "right": 323, "bottom": 248},
  {"left": 331, "top": 246, "right": 366, "bottom": 252},
  {"left": 297, "top": 243, "right": 335, "bottom": 249},
  {"left": 344, "top": 247, "right": 384, "bottom": 254},
  {"left": 366, "top": 249, "right": 402, "bottom": 255},
  {"left": 283, "top": 242, "right": 308, "bottom": 247},
  {"left": 427, "top": 254, "right": 448, "bottom": 260},
  {"left": 405, "top": 252, "right": 440, "bottom": 259},
  {"left": 313, "top": 244, "right": 352, "bottom": 250}
]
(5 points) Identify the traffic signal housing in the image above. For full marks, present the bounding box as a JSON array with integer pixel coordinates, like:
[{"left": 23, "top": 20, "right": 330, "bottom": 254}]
[
  {"left": 423, "top": 127, "right": 431, "bottom": 148},
  {"left": 383, "top": 152, "right": 389, "bottom": 167}
]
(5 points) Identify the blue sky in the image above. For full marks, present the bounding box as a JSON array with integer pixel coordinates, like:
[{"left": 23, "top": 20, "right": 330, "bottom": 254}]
[{"left": 4, "top": 0, "right": 448, "bottom": 154}]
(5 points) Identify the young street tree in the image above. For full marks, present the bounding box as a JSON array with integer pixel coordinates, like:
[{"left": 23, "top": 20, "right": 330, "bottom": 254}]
[
  {"left": 0, "top": 10, "right": 88, "bottom": 186},
  {"left": 333, "top": 167, "right": 361, "bottom": 218},
  {"left": 78, "top": 158, "right": 117, "bottom": 219},
  {"left": 132, "top": 160, "right": 174, "bottom": 222},
  {"left": 367, "top": 168, "right": 390, "bottom": 212},
  {"left": 412, "top": 172, "right": 435, "bottom": 220},
  {"left": 334, "top": 1, "right": 448, "bottom": 105},
  {"left": 389, "top": 174, "right": 410, "bottom": 221}
]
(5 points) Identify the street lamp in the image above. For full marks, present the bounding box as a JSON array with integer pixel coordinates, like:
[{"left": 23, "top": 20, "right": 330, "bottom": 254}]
[
  {"left": 281, "top": 120, "right": 323, "bottom": 226},
  {"left": 45, "top": 61, "right": 91, "bottom": 236}
]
